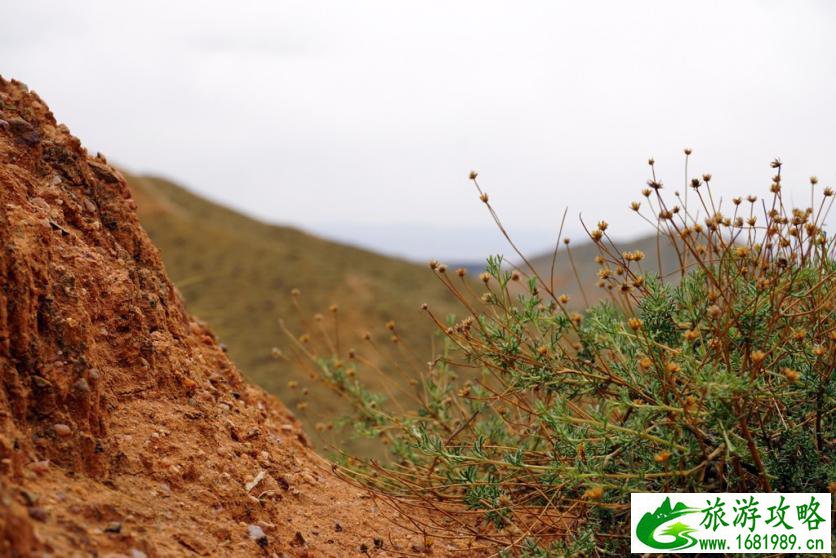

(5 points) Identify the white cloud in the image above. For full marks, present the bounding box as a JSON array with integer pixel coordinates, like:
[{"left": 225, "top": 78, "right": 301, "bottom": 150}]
[{"left": 2, "top": 0, "right": 834, "bottom": 260}]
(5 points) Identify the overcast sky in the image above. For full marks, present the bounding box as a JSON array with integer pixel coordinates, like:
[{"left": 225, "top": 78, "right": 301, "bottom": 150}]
[{"left": 2, "top": 1, "right": 835, "bottom": 261}]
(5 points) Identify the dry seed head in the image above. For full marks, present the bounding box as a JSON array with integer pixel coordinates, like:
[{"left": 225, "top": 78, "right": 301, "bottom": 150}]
[
  {"left": 666, "top": 362, "right": 681, "bottom": 373},
  {"left": 348, "top": 348, "right": 356, "bottom": 359},
  {"left": 654, "top": 450, "right": 672, "bottom": 463},
  {"left": 813, "top": 345, "right": 825, "bottom": 357},
  {"left": 510, "top": 270, "right": 521, "bottom": 281},
  {"left": 429, "top": 259, "right": 439, "bottom": 270},
  {"left": 456, "top": 267, "right": 466, "bottom": 278},
  {"left": 362, "top": 331, "right": 371, "bottom": 341},
  {"left": 385, "top": 320, "right": 396, "bottom": 331},
  {"left": 299, "top": 333, "right": 310, "bottom": 344},
  {"left": 684, "top": 329, "right": 699, "bottom": 341},
  {"left": 770, "top": 158, "right": 782, "bottom": 169},
  {"left": 314, "top": 313, "right": 323, "bottom": 322},
  {"left": 287, "top": 380, "right": 299, "bottom": 389},
  {"left": 558, "top": 293, "right": 570, "bottom": 304},
  {"left": 627, "top": 318, "right": 642, "bottom": 331},
  {"left": 647, "top": 157, "right": 655, "bottom": 166},
  {"left": 479, "top": 272, "right": 491, "bottom": 284},
  {"left": 707, "top": 305, "right": 722, "bottom": 318},
  {"left": 684, "top": 147, "right": 692, "bottom": 156},
  {"left": 583, "top": 485, "right": 604, "bottom": 500},
  {"left": 469, "top": 170, "right": 478, "bottom": 180},
  {"left": 647, "top": 179, "right": 663, "bottom": 190},
  {"left": 782, "top": 368, "right": 800, "bottom": 383},
  {"left": 690, "top": 178, "right": 701, "bottom": 189},
  {"left": 537, "top": 345, "right": 549, "bottom": 356},
  {"left": 329, "top": 304, "right": 338, "bottom": 313},
  {"left": 291, "top": 288, "right": 301, "bottom": 297},
  {"left": 750, "top": 350, "right": 766, "bottom": 364},
  {"left": 702, "top": 173, "right": 712, "bottom": 182},
  {"left": 684, "top": 395, "right": 699, "bottom": 413},
  {"left": 479, "top": 192, "right": 489, "bottom": 203},
  {"left": 271, "top": 347, "right": 283, "bottom": 359},
  {"left": 824, "top": 187, "right": 833, "bottom": 197},
  {"left": 639, "top": 357, "right": 652, "bottom": 369},
  {"left": 597, "top": 220, "right": 608, "bottom": 231},
  {"left": 563, "top": 237, "right": 571, "bottom": 245},
  {"left": 437, "top": 264, "right": 447, "bottom": 273},
  {"left": 642, "top": 188, "right": 652, "bottom": 197},
  {"left": 420, "top": 303, "right": 428, "bottom": 310},
  {"left": 594, "top": 255, "right": 604, "bottom": 264},
  {"left": 590, "top": 229, "right": 603, "bottom": 241},
  {"left": 630, "top": 201, "right": 641, "bottom": 211},
  {"left": 770, "top": 182, "right": 781, "bottom": 193},
  {"left": 733, "top": 196, "right": 742, "bottom": 205},
  {"left": 810, "top": 176, "right": 818, "bottom": 185}
]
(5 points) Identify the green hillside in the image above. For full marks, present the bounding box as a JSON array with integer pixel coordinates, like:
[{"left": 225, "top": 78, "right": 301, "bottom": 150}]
[{"left": 128, "top": 174, "right": 462, "bottom": 455}]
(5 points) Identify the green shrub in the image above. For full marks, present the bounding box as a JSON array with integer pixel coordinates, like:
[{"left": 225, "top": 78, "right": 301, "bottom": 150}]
[{"left": 287, "top": 158, "right": 835, "bottom": 556}]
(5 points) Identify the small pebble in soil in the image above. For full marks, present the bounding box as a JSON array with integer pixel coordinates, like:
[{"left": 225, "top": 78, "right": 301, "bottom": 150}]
[
  {"left": 334, "top": 522, "right": 343, "bottom": 532},
  {"left": 247, "top": 524, "right": 268, "bottom": 548},
  {"left": 72, "top": 377, "right": 90, "bottom": 395},
  {"left": 53, "top": 423, "right": 72, "bottom": 437},
  {"left": 27, "top": 506, "right": 49, "bottom": 522},
  {"left": 104, "top": 521, "right": 122, "bottom": 534},
  {"left": 28, "top": 460, "right": 50, "bottom": 474}
]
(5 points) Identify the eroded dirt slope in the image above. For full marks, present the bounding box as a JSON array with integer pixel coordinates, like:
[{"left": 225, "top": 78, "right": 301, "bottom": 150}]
[{"left": 0, "top": 78, "right": 460, "bottom": 557}]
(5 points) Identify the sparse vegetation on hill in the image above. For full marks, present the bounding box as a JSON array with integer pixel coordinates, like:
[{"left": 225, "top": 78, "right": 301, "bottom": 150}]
[
  {"left": 129, "top": 175, "right": 462, "bottom": 455},
  {"left": 292, "top": 157, "right": 835, "bottom": 555}
]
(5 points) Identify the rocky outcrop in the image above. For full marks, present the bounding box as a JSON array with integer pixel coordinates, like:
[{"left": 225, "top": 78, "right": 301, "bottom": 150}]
[{"left": 0, "top": 78, "right": 457, "bottom": 557}]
